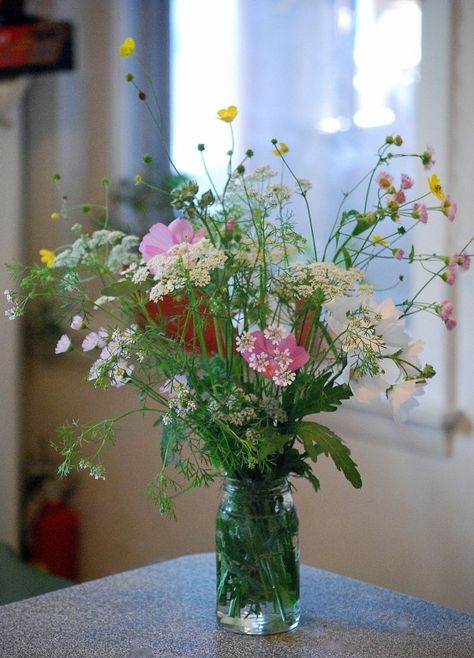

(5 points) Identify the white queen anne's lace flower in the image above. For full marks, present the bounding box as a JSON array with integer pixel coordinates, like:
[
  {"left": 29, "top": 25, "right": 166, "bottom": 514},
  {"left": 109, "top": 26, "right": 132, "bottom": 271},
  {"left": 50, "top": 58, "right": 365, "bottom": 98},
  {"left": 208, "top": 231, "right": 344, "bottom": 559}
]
[{"left": 148, "top": 238, "right": 227, "bottom": 301}]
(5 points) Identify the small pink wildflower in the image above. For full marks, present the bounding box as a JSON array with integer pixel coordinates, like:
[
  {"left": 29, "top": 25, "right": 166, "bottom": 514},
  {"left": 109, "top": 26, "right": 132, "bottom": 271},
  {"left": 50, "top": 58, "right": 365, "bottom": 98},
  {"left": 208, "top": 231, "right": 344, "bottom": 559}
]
[
  {"left": 400, "top": 174, "right": 414, "bottom": 190},
  {"left": 442, "top": 268, "right": 457, "bottom": 285},
  {"left": 226, "top": 217, "right": 236, "bottom": 233},
  {"left": 376, "top": 171, "right": 393, "bottom": 189},
  {"left": 442, "top": 196, "right": 457, "bottom": 222},
  {"left": 55, "top": 334, "right": 71, "bottom": 354},
  {"left": 421, "top": 145, "right": 436, "bottom": 170},
  {"left": 393, "top": 248, "right": 405, "bottom": 260},
  {"left": 139, "top": 218, "right": 205, "bottom": 263},
  {"left": 439, "top": 300, "right": 454, "bottom": 321},
  {"left": 412, "top": 202, "right": 428, "bottom": 223},
  {"left": 240, "top": 329, "right": 309, "bottom": 387},
  {"left": 437, "top": 300, "right": 457, "bottom": 330},
  {"left": 392, "top": 189, "right": 406, "bottom": 205},
  {"left": 449, "top": 252, "right": 471, "bottom": 271}
]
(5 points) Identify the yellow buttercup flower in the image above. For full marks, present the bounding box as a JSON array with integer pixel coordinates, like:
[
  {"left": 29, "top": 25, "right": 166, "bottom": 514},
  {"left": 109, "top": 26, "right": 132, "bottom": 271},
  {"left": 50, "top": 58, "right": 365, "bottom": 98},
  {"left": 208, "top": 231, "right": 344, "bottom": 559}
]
[
  {"left": 371, "top": 234, "right": 388, "bottom": 247},
  {"left": 217, "top": 105, "right": 238, "bottom": 123},
  {"left": 50, "top": 212, "right": 60, "bottom": 221},
  {"left": 119, "top": 37, "right": 136, "bottom": 57},
  {"left": 273, "top": 142, "right": 289, "bottom": 157},
  {"left": 39, "top": 248, "right": 56, "bottom": 268},
  {"left": 428, "top": 173, "right": 446, "bottom": 201}
]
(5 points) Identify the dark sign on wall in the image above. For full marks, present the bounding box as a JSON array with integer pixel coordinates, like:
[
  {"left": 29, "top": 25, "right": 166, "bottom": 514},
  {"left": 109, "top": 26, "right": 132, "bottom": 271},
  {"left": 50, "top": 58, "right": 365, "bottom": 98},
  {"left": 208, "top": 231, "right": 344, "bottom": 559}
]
[{"left": 0, "top": 1, "right": 73, "bottom": 78}]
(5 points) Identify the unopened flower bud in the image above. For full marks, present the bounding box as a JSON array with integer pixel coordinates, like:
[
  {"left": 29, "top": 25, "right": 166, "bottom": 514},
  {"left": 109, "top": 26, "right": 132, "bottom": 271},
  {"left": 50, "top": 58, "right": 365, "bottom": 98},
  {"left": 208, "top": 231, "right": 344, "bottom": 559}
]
[
  {"left": 197, "top": 143, "right": 205, "bottom": 152},
  {"left": 245, "top": 149, "right": 254, "bottom": 158},
  {"left": 125, "top": 73, "right": 134, "bottom": 82},
  {"left": 138, "top": 90, "right": 146, "bottom": 101},
  {"left": 236, "top": 164, "right": 245, "bottom": 175}
]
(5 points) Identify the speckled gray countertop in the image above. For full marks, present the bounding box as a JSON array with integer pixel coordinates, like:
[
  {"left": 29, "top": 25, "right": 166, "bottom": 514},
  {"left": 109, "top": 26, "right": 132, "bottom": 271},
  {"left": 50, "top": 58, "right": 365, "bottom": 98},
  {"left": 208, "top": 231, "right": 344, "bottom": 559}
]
[{"left": 1, "top": 553, "right": 473, "bottom": 658}]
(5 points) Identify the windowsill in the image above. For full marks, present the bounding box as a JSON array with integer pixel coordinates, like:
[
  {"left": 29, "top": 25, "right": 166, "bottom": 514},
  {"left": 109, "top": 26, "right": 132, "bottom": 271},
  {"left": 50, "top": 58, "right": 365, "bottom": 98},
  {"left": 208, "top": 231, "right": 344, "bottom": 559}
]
[{"left": 315, "top": 398, "right": 453, "bottom": 459}]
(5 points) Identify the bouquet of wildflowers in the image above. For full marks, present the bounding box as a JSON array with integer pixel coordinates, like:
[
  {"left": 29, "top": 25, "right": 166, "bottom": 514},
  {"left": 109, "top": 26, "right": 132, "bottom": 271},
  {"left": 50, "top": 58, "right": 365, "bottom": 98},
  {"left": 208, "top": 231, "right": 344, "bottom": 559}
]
[{"left": 6, "top": 43, "right": 472, "bottom": 519}]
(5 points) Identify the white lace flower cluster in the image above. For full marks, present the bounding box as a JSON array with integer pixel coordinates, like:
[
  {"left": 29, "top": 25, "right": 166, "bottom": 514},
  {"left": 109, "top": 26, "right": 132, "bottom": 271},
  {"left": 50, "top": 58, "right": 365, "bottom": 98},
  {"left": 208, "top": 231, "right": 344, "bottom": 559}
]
[
  {"left": 147, "top": 238, "right": 227, "bottom": 302},
  {"left": 4, "top": 289, "right": 20, "bottom": 320},
  {"left": 261, "top": 397, "right": 288, "bottom": 427},
  {"left": 325, "top": 295, "right": 426, "bottom": 422},
  {"left": 276, "top": 262, "right": 367, "bottom": 302},
  {"left": 52, "top": 230, "right": 140, "bottom": 273},
  {"left": 162, "top": 382, "right": 197, "bottom": 424},
  {"left": 87, "top": 326, "right": 138, "bottom": 388},
  {"left": 207, "top": 390, "right": 258, "bottom": 428}
]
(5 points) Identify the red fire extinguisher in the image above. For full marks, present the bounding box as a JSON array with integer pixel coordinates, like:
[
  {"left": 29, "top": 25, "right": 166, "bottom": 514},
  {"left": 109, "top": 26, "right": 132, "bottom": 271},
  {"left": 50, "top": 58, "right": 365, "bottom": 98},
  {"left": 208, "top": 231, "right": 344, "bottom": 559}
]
[{"left": 30, "top": 499, "right": 80, "bottom": 580}]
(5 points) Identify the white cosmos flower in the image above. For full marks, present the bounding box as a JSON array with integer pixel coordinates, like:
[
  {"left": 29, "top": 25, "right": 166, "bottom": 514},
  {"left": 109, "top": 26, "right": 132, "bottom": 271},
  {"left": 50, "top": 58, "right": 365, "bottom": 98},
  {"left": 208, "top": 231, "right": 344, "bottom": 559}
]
[
  {"left": 388, "top": 380, "right": 425, "bottom": 424},
  {"left": 369, "top": 298, "right": 410, "bottom": 350},
  {"left": 55, "top": 334, "right": 71, "bottom": 354},
  {"left": 345, "top": 356, "right": 401, "bottom": 402}
]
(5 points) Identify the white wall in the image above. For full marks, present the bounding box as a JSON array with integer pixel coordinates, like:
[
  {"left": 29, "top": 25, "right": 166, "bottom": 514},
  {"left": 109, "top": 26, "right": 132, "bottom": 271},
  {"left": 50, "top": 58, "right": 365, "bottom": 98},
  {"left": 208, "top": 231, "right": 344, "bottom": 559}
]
[{"left": 0, "top": 79, "right": 29, "bottom": 549}]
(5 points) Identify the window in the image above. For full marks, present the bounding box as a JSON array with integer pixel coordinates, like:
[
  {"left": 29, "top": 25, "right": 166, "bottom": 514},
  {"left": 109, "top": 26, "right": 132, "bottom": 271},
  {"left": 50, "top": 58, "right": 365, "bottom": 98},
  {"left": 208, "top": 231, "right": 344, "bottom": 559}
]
[{"left": 167, "top": 0, "right": 472, "bottom": 433}]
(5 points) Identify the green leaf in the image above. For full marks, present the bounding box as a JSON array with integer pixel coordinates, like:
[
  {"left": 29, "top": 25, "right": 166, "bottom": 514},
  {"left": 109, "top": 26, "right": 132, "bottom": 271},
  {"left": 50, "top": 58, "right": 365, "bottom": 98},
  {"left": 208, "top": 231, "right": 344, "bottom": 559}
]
[
  {"left": 292, "top": 372, "right": 352, "bottom": 419},
  {"left": 408, "top": 245, "right": 415, "bottom": 263},
  {"left": 256, "top": 431, "right": 291, "bottom": 461},
  {"left": 100, "top": 280, "right": 138, "bottom": 297},
  {"left": 161, "top": 422, "right": 177, "bottom": 467},
  {"left": 341, "top": 246, "right": 352, "bottom": 269},
  {"left": 295, "top": 420, "right": 362, "bottom": 488}
]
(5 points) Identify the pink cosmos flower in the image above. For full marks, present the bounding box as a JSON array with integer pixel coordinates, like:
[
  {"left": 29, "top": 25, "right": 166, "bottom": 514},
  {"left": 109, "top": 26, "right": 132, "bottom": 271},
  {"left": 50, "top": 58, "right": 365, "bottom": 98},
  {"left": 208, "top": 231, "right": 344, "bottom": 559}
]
[
  {"left": 412, "top": 202, "right": 428, "bottom": 223},
  {"left": 445, "top": 318, "right": 457, "bottom": 331},
  {"left": 239, "top": 329, "right": 309, "bottom": 387},
  {"left": 400, "top": 174, "right": 414, "bottom": 190},
  {"left": 139, "top": 218, "right": 205, "bottom": 263}
]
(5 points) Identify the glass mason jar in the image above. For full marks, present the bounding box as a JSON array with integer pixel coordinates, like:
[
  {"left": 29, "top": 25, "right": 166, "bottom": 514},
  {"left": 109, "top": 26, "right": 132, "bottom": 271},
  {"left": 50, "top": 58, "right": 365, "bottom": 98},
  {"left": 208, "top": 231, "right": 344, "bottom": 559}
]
[{"left": 216, "top": 477, "right": 300, "bottom": 635}]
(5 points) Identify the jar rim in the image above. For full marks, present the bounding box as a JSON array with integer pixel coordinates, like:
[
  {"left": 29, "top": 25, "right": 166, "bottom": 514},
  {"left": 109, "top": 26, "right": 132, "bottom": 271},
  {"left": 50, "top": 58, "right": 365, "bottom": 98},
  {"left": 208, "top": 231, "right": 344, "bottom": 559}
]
[{"left": 222, "top": 475, "right": 290, "bottom": 493}]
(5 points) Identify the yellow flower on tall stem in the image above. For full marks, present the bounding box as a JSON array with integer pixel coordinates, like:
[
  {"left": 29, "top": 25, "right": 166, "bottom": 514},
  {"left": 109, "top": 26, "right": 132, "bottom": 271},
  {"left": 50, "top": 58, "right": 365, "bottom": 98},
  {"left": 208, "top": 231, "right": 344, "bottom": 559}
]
[
  {"left": 428, "top": 173, "right": 446, "bottom": 201},
  {"left": 119, "top": 37, "right": 135, "bottom": 57},
  {"left": 272, "top": 141, "right": 289, "bottom": 157},
  {"left": 39, "top": 248, "right": 56, "bottom": 267},
  {"left": 371, "top": 234, "right": 388, "bottom": 247},
  {"left": 217, "top": 105, "right": 238, "bottom": 123}
]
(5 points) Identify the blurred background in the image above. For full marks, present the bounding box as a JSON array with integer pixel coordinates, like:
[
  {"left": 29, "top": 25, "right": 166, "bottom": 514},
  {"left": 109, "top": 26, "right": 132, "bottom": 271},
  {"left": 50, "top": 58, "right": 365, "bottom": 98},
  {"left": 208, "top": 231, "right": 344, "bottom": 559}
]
[{"left": 1, "top": 0, "right": 473, "bottom": 612}]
